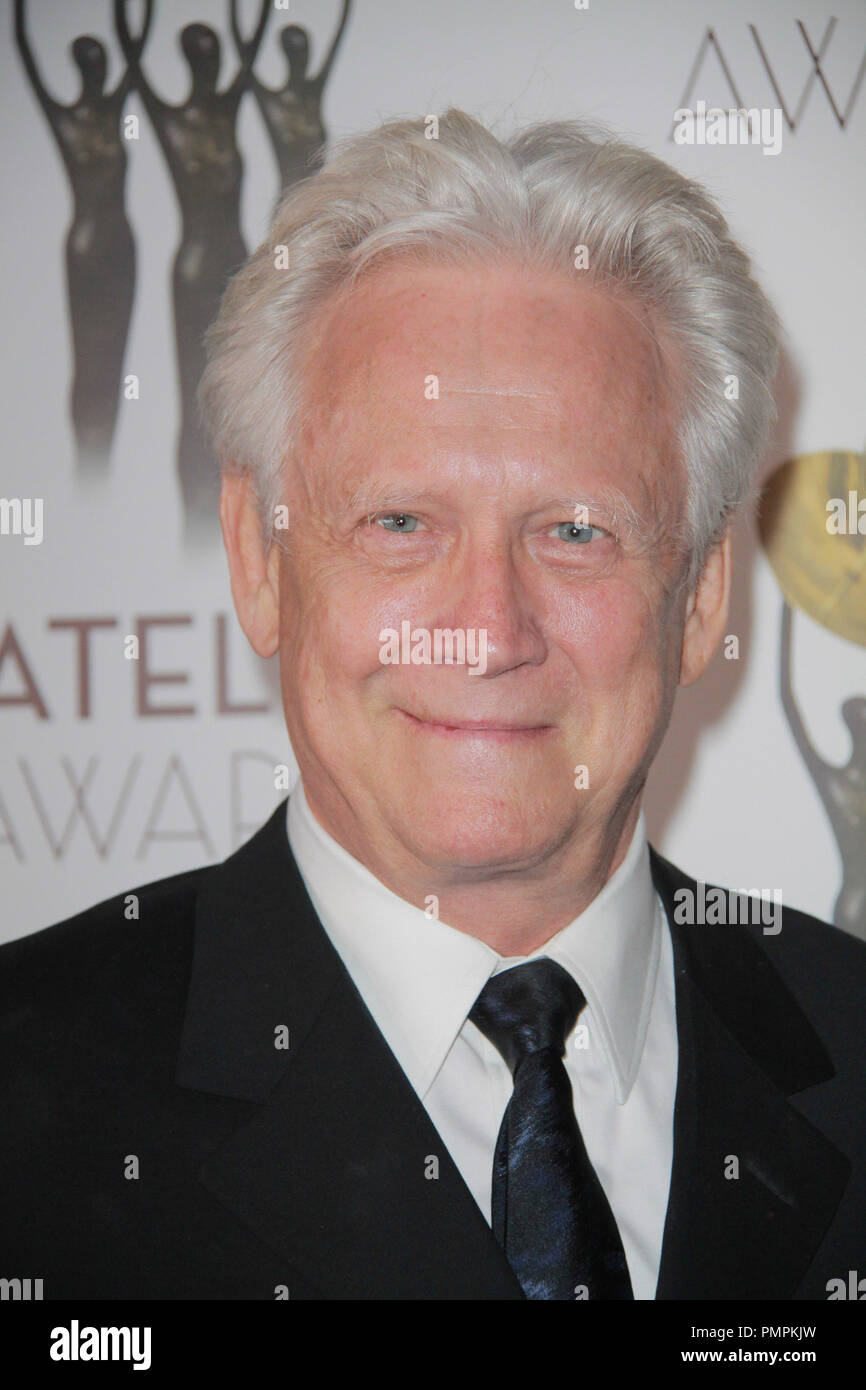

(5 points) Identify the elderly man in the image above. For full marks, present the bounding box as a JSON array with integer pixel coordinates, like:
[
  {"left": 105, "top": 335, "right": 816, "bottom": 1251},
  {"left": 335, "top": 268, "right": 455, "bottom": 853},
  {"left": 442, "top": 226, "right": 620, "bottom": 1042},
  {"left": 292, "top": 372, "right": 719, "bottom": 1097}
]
[{"left": 2, "top": 111, "right": 864, "bottom": 1302}]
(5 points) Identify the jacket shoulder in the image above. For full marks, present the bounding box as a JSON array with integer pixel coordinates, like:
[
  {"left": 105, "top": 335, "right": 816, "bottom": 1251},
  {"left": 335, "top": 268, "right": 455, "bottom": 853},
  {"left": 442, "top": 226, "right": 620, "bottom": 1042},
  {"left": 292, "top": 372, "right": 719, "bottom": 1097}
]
[
  {"left": 0, "top": 863, "right": 210, "bottom": 1039},
  {"left": 650, "top": 843, "right": 866, "bottom": 1072},
  {"left": 650, "top": 842, "right": 866, "bottom": 972},
  {"left": 743, "top": 896, "right": 866, "bottom": 1067}
]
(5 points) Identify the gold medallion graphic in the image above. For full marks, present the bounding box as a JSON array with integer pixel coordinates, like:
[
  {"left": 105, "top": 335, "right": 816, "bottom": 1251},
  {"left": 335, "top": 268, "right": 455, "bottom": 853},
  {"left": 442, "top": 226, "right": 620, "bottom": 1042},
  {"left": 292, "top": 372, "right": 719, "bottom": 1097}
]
[{"left": 758, "top": 451, "right": 866, "bottom": 648}]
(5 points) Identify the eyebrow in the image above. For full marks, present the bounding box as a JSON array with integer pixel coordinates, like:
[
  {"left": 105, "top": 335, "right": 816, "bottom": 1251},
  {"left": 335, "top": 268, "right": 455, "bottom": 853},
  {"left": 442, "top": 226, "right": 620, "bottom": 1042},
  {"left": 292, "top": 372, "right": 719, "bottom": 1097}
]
[
  {"left": 542, "top": 488, "right": 664, "bottom": 545},
  {"left": 340, "top": 483, "right": 446, "bottom": 517},
  {"left": 338, "top": 481, "right": 663, "bottom": 543}
]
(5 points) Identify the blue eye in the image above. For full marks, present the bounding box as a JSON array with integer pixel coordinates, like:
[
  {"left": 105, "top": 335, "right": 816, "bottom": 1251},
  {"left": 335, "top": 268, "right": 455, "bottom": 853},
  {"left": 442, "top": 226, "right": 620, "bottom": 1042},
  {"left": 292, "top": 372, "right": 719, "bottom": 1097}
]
[
  {"left": 554, "top": 522, "right": 603, "bottom": 543},
  {"left": 378, "top": 513, "right": 419, "bottom": 532}
]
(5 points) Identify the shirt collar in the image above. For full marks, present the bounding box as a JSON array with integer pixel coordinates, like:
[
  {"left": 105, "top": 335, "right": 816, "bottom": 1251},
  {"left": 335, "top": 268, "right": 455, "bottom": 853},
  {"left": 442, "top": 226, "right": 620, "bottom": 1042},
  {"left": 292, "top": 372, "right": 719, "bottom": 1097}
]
[{"left": 286, "top": 780, "right": 660, "bottom": 1105}]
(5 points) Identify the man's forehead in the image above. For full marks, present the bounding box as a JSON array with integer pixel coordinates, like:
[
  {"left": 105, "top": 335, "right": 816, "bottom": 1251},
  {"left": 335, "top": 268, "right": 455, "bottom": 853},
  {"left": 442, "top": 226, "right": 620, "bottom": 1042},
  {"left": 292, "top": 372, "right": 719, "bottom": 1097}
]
[
  {"left": 303, "top": 340, "right": 668, "bottom": 446},
  {"left": 304, "top": 259, "right": 669, "bottom": 403},
  {"left": 292, "top": 262, "right": 679, "bottom": 503},
  {"left": 423, "top": 384, "right": 568, "bottom": 432}
]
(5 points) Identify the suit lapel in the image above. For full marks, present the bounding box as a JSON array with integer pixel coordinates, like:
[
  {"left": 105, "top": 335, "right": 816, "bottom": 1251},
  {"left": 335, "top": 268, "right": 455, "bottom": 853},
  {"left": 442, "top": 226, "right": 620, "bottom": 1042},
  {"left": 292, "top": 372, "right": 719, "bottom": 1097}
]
[
  {"left": 649, "top": 847, "right": 850, "bottom": 1299},
  {"left": 175, "top": 797, "right": 523, "bottom": 1299}
]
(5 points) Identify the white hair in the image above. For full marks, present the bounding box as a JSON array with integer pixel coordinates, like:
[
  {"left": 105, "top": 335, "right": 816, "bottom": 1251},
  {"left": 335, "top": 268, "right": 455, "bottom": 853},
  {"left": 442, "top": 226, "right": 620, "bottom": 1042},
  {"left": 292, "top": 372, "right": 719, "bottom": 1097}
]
[{"left": 198, "top": 108, "right": 780, "bottom": 589}]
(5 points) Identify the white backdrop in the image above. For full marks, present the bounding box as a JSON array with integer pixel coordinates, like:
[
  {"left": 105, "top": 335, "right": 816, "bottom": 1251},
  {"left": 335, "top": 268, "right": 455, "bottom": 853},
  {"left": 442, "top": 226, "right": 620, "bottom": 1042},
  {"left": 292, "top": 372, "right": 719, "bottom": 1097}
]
[{"left": 1, "top": 0, "right": 864, "bottom": 942}]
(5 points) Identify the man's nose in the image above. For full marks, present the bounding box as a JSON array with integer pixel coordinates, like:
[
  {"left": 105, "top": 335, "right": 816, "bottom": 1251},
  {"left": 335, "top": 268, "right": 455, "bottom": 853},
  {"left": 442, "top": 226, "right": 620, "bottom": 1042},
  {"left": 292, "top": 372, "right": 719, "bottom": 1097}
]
[{"left": 441, "top": 538, "right": 547, "bottom": 678}]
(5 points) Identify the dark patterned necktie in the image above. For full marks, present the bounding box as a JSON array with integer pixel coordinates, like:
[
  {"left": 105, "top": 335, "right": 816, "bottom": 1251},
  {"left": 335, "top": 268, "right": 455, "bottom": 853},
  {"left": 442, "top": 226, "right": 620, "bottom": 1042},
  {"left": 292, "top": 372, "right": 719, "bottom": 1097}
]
[{"left": 469, "top": 957, "right": 634, "bottom": 1300}]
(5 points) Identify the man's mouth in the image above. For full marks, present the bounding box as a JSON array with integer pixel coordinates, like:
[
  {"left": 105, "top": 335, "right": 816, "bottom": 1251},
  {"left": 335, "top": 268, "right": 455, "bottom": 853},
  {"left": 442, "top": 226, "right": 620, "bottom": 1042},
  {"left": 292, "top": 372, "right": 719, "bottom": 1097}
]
[{"left": 396, "top": 708, "right": 555, "bottom": 740}]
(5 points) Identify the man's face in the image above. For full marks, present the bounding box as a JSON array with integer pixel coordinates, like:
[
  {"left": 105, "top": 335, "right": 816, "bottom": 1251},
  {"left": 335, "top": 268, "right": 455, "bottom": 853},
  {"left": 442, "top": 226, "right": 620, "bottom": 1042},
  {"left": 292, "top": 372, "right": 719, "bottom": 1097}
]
[{"left": 273, "top": 259, "right": 691, "bottom": 879}]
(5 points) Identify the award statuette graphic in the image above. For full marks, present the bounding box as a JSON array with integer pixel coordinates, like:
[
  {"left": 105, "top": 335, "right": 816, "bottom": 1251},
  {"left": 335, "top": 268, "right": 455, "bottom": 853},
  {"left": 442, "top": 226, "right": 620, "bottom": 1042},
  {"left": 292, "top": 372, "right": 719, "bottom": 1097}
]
[
  {"left": 14, "top": 0, "right": 153, "bottom": 478},
  {"left": 230, "top": 0, "right": 351, "bottom": 205},
  {"left": 759, "top": 450, "right": 866, "bottom": 940},
  {"left": 114, "top": 0, "right": 269, "bottom": 533}
]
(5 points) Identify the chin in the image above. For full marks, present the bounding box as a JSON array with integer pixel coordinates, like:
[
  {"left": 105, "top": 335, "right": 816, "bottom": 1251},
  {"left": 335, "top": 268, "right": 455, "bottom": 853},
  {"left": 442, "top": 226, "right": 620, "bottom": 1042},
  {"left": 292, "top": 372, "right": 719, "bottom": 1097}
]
[{"left": 392, "top": 782, "right": 567, "bottom": 873}]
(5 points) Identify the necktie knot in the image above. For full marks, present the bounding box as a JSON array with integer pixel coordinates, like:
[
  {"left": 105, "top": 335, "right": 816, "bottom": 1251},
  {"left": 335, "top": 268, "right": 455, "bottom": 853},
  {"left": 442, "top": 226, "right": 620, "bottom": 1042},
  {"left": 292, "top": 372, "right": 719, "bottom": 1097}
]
[{"left": 469, "top": 958, "right": 585, "bottom": 1075}]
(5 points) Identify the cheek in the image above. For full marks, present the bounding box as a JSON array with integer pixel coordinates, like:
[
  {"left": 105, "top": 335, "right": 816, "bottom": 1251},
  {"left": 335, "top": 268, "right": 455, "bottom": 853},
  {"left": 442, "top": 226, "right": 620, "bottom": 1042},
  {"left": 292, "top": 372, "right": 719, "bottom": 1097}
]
[
  {"left": 280, "top": 561, "right": 417, "bottom": 698},
  {"left": 548, "top": 579, "right": 662, "bottom": 688}
]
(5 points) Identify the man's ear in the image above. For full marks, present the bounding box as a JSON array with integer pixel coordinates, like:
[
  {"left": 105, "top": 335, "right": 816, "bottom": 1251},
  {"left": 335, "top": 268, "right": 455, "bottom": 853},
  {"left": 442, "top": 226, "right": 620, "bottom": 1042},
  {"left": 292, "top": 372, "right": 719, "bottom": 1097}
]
[
  {"left": 679, "top": 528, "right": 733, "bottom": 687},
  {"left": 219, "top": 472, "right": 280, "bottom": 658}
]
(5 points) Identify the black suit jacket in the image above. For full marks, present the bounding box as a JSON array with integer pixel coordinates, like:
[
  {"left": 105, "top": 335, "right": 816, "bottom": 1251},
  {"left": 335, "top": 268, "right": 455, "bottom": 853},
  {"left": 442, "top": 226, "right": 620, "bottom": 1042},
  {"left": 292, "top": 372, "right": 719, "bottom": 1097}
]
[{"left": 1, "top": 797, "right": 864, "bottom": 1299}]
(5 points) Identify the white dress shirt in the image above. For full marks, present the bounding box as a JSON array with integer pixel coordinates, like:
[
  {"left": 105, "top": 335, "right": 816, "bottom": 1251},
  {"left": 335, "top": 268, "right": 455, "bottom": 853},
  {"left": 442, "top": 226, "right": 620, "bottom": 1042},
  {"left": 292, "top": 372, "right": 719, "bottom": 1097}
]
[{"left": 286, "top": 779, "right": 678, "bottom": 1299}]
